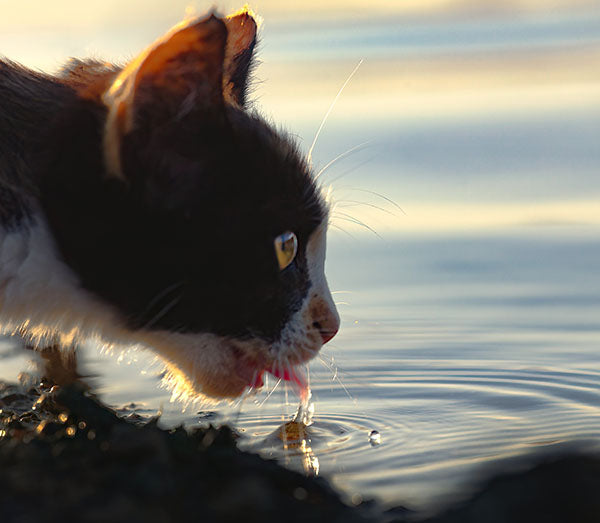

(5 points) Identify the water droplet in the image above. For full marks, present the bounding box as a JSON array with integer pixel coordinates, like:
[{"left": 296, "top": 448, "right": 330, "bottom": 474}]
[
  {"left": 368, "top": 430, "right": 381, "bottom": 445},
  {"left": 309, "top": 455, "right": 320, "bottom": 476},
  {"left": 293, "top": 388, "right": 314, "bottom": 426},
  {"left": 32, "top": 394, "right": 46, "bottom": 411},
  {"left": 66, "top": 426, "right": 76, "bottom": 437},
  {"left": 58, "top": 412, "right": 68, "bottom": 423}
]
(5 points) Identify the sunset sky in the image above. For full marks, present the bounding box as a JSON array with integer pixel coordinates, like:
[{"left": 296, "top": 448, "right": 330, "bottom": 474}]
[{"left": 1, "top": 1, "right": 599, "bottom": 234}]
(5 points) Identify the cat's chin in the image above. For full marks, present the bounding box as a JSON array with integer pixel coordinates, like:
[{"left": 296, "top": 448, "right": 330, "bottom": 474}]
[{"left": 140, "top": 329, "right": 319, "bottom": 403}]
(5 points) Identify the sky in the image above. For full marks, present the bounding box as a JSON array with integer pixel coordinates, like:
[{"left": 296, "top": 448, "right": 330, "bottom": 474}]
[{"left": 1, "top": 1, "right": 599, "bottom": 234}]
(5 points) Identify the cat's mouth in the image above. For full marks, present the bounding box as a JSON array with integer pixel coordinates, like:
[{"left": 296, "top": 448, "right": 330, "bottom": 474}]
[
  {"left": 233, "top": 350, "right": 310, "bottom": 394},
  {"left": 143, "top": 330, "right": 320, "bottom": 401}
]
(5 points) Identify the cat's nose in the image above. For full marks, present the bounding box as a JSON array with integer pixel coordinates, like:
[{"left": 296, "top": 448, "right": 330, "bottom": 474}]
[
  {"left": 318, "top": 324, "right": 338, "bottom": 344},
  {"left": 311, "top": 303, "right": 340, "bottom": 344}
]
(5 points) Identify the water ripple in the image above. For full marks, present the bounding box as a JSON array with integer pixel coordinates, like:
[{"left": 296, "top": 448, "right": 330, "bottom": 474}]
[{"left": 219, "top": 362, "right": 600, "bottom": 509}]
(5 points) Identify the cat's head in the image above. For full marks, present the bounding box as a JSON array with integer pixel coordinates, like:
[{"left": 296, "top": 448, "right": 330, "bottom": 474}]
[{"left": 39, "top": 8, "right": 339, "bottom": 400}]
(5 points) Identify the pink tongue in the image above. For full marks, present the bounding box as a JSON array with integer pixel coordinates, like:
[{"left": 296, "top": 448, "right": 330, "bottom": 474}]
[
  {"left": 269, "top": 365, "right": 307, "bottom": 389},
  {"left": 239, "top": 360, "right": 308, "bottom": 396}
]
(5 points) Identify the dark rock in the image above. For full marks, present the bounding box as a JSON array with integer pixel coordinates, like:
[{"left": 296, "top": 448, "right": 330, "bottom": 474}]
[
  {"left": 4, "top": 379, "right": 600, "bottom": 523},
  {"left": 0, "top": 381, "right": 373, "bottom": 523},
  {"left": 422, "top": 453, "right": 600, "bottom": 523}
]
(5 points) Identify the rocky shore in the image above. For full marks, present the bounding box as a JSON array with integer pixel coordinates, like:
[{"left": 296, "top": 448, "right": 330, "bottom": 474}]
[{"left": 2, "top": 378, "right": 600, "bottom": 523}]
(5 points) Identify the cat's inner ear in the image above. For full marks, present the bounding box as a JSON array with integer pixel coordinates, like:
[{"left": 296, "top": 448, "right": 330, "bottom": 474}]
[
  {"left": 223, "top": 8, "right": 258, "bottom": 107},
  {"left": 102, "top": 9, "right": 257, "bottom": 179}
]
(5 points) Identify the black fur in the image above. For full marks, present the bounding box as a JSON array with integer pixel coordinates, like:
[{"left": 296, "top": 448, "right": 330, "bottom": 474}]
[
  {"left": 38, "top": 98, "right": 325, "bottom": 340},
  {"left": 2, "top": 13, "right": 326, "bottom": 345},
  {"left": 0, "top": 62, "right": 74, "bottom": 227}
]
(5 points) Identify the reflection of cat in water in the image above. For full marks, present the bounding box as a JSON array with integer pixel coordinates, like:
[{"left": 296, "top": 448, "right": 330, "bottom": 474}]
[{"left": 0, "top": 7, "right": 339, "bottom": 401}]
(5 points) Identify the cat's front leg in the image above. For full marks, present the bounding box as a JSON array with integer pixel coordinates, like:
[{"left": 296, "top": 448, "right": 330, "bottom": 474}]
[{"left": 24, "top": 344, "right": 87, "bottom": 390}]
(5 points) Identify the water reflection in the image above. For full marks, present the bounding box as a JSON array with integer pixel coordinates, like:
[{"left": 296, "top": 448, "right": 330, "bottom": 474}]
[{"left": 278, "top": 420, "right": 320, "bottom": 477}]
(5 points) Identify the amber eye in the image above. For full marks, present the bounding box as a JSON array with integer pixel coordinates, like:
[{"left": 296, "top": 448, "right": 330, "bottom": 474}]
[{"left": 274, "top": 231, "right": 298, "bottom": 270}]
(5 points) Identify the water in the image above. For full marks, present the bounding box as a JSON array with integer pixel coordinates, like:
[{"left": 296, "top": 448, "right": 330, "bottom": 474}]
[
  {"left": 2, "top": 231, "right": 599, "bottom": 511},
  {"left": 1, "top": 0, "right": 600, "bottom": 515}
]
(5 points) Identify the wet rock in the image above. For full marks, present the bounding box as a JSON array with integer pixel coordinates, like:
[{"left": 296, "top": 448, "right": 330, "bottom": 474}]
[
  {"left": 421, "top": 453, "right": 600, "bottom": 523},
  {"left": 4, "top": 379, "right": 600, "bottom": 523},
  {"left": 0, "top": 381, "right": 373, "bottom": 523}
]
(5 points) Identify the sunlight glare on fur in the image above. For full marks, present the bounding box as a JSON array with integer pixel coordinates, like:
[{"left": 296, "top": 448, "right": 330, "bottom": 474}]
[
  {"left": 160, "top": 364, "right": 222, "bottom": 408},
  {"left": 226, "top": 4, "right": 264, "bottom": 28}
]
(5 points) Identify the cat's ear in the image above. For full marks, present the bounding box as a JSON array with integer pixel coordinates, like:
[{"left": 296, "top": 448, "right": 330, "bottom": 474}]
[{"left": 102, "top": 9, "right": 258, "bottom": 179}]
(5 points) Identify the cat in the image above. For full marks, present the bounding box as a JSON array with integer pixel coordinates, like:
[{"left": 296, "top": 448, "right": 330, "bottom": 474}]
[{"left": 0, "top": 7, "right": 339, "bottom": 401}]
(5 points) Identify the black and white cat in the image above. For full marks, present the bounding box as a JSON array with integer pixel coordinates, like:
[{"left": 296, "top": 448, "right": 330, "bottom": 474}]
[{"left": 0, "top": 8, "right": 339, "bottom": 401}]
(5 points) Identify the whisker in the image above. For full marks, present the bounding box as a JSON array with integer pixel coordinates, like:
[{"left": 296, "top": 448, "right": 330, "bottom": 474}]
[
  {"left": 283, "top": 383, "right": 290, "bottom": 426},
  {"left": 258, "top": 377, "right": 282, "bottom": 407},
  {"left": 307, "top": 59, "right": 364, "bottom": 166},
  {"left": 143, "top": 295, "right": 182, "bottom": 329},
  {"left": 325, "top": 155, "right": 377, "bottom": 186},
  {"left": 314, "top": 140, "right": 374, "bottom": 181},
  {"left": 342, "top": 187, "right": 407, "bottom": 215},
  {"left": 317, "top": 354, "right": 338, "bottom": 382},
  {"left": 250, "top": 368, "right": 259, "bottom": 393},
  {"left": 334, "top": 301, "right": 350, "bottom": 306},
  {"left": 330, "top": 212, "right": 383, "bottom": 239},
  {"left": 318, "top": 354, "right": 358, "bottom": 406},
  {"left": 333, "top": 199, "right": 397, "bottom": 217},
  {"left": 139, "top": 281, "right": 185, "bottom": 319},
  {"left": 331, "top": 290, "right": 354, "bottom": 295},
  {"left": 328, "top": 222, "right": 356, "bottom": 239},
  {"left": 232, "top": 385, "right": 253, "bottom": 425}
]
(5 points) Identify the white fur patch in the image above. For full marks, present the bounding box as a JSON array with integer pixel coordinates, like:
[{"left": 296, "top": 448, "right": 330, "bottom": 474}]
[{"left": 0, "top": 216, "right": 127, "bottom": 347}]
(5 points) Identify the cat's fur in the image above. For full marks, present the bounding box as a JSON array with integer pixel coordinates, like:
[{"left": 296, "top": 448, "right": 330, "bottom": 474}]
[{"left": 0, "top": 8, "right": 339, "bottom": 400}]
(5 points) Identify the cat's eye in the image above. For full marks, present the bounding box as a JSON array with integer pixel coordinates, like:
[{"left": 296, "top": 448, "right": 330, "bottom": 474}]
[{"left": 274, "top": 231, "right": 298, "bottom": 271}]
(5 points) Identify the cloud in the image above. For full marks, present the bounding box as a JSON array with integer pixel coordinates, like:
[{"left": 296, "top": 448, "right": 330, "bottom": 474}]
[
  {"left": 1, "top": 0, "right": 598, "bottom": 32},
  {"left": 335, "top": 200, "right": 600, "bottom": 234}
]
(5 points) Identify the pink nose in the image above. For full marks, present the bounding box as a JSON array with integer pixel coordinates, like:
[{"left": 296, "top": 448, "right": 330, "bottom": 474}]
[
  {"left": 312, "top": 305, "right": 340, "bottom": 344},
  {"left": 319, "top": 326, "right": 338, "bottom": 344}
]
